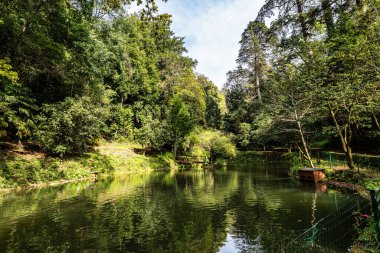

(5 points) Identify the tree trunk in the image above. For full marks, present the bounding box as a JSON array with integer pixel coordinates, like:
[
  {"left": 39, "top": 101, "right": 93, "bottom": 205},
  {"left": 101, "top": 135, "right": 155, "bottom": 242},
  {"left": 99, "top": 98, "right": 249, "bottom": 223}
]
[
  {"left": 360, "top": 1, "right": 368, "bottom": 12},
  {"left": 321, "top": 1, "right": 355, "bottom": 170},
  {"left": 255, "top": 56, "right": 262, "bottom": 103},
  {"left": 256, "top": 72, "right": 262, "bottom": 104},
  {"left": 293, "top": 105, "right": 314, "bottom": 168},
  {"left": 346, "top": 145, "right": 355, "bottom": 171},
  {"left": 372, "top": 110, "right": 380, "bottom": 130},
  {"left": 321, "top": 0, "right": 335, "bottom": 39},
  {"left": 297, "top": 120, "right": 314, "bottom": 168},
  {"left": 296, "top": 0, "right": 309, "bottom": 41},
  {"left": 328, "top": 104, "right": 355, "bottom": 170},
  {"left": 173, "top": 131, "right": 178, "bottom": 158}
]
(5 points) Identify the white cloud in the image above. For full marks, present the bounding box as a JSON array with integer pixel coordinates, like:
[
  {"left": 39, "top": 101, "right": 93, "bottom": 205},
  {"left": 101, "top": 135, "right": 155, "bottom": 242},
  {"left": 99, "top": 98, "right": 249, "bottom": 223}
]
[{"left": 157, "top": 0, "right": 265, "bottom": 88}]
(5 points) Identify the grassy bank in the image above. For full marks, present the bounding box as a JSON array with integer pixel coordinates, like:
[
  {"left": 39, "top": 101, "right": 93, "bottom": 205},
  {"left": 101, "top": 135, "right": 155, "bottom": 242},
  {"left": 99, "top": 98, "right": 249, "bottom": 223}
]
[
  {"left": 230, "top": 150, "right": 296, "bottom": 164},
  {"left": 0, "top": 141, "right": 178, "bottom": 189},
  {"left": 233, "top": 151, "right": 379, "bottom": 252},
  {"left": 285, "top": 151, "right": 380, "bottom": 191},
  {"left": 230, "top": 150, "right": 380, "bottom": 186}
]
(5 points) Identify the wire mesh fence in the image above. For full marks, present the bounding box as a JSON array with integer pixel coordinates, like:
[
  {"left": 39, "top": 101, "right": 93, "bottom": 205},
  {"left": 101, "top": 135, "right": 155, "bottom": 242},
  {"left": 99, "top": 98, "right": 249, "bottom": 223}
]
[
  {"left": 266, "top": 197, "right": 372, "bottom": 253},
  {"left": 309, "top": 150, "right": 380, "bottom": 172}
]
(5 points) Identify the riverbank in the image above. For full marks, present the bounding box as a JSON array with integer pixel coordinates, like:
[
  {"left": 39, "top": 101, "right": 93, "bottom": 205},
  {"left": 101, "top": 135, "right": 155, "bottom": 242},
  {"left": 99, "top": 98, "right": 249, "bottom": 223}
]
[
  {"left": 232, "top": 150, "right": 379, "bottom": 252},
  {"left": 229, "top": 150, "right": 296, "bottom": 165},
  {"left": 0, "top": 161, "right": 362, "bottom": 252},
  {"left": 287, "top": 151, "right": 380, "bottom": 195},
  {"left": 0, "top": 141, "right": 178, "bottom": 191},
  {"left": 231, "top": 150, "right": 379, "bottom": 197},
  {"left": 291, "top": 152, "right": 380, "bottom": 251}
]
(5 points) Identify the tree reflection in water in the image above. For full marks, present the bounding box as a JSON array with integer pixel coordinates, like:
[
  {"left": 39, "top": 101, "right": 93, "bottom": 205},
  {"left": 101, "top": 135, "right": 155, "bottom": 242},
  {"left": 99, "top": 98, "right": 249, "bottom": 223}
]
[{"left": 0, "top": 163, "right": 359, "bottom": 253}]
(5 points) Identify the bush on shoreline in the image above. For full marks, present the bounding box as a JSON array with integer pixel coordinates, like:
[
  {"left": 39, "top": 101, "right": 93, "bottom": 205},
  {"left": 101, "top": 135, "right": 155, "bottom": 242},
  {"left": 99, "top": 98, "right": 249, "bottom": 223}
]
[
  {"left": 183, "top": 128, "right": 237, "bottom": 162},
  {"left": 0, "top": 142, "right": 178, "bottom": 189}
]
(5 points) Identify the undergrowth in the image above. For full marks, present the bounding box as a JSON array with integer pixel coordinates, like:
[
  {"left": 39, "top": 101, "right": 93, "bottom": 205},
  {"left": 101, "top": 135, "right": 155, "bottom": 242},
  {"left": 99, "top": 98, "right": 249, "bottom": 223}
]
[{"left": 0, "top": 142, "right": 177, "bottom": 188}]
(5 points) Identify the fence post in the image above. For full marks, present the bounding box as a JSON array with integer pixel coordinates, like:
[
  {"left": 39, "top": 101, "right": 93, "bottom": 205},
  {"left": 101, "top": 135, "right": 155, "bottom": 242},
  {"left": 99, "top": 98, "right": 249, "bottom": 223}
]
[
  {"left": 329, "top": 151, "right": 332, "bottom": 168},
  {"left": 317, "top": 150, "right": 321, "bottom": 165},
  {"left": 370, "top": 189, "right": 380, "bottom": 243}
]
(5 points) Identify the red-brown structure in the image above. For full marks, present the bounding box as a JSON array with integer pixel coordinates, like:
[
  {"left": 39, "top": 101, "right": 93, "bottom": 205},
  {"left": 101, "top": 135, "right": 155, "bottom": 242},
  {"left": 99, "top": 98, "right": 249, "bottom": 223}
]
[{"left": 298, "top": 168, "right": 326, "bottom": 183}]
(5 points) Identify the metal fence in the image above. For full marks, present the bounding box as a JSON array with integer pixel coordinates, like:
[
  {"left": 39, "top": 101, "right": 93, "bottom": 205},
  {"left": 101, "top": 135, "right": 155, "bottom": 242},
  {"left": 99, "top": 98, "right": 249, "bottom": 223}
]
[
  {"left": 310, "top": 150, "right": 380, "bottom": 172},
  {"left": 266, "top": 197, "right": 372, "bottom": 253},
  {"left": 370, "top": 190, "right": 380, "bottom": 244}
]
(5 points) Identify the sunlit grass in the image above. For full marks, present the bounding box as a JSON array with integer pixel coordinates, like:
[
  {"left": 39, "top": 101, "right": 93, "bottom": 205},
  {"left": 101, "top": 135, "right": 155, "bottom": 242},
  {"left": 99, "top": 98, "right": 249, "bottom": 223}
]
[{"left": 0, "top": 141, "right": 177, "bottom": 189}]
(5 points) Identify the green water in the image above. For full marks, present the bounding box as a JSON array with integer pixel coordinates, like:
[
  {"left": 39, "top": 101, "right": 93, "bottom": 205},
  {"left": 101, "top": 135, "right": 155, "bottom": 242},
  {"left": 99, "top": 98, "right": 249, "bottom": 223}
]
[{"left": 0, "top": 162, "right": 364, "bottom": 252}]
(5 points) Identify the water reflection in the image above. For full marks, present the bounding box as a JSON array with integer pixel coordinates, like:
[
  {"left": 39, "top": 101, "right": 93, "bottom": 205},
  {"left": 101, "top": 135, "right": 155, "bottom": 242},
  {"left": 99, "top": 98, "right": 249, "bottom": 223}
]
[{"left": 0, "top": 164, "right": 361, "bottom": 252}]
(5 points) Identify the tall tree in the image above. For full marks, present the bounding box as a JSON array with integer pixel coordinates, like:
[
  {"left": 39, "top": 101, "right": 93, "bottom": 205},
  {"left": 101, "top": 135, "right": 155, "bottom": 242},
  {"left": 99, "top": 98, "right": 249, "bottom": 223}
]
[
  {"left": 223, "top": 67, "right": 254, "bottom": 134},
  {"left": 237, "top": 21, "right": 269, "bottom": 104},
  {"left": 197, "top": 75, "right": 226, "bottom": 130},
  {"left": 0, "top": 58, "right": 34, "bottom": 140},
  {"left": 256, "top": 0, "right": 317, "bottom": 42},
  {"left": 169, "top": 95, "right": 193, "bottom": 158},
  {"left": 318, "top": 0, "right": 380, "bottom": 169},
  {"left": 265, "top": 61, "right": 317, "bottom": 167}
]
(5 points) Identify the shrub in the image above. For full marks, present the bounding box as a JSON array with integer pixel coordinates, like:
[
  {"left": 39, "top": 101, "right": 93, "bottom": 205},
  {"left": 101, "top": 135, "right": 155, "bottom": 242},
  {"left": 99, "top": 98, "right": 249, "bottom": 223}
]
[
  {"left": 237, "top": 123, "right": 252, "bottom": 149},
  {"left": 157, "top": 152, "right": 178, "bottom": 169},
  {"left": 102, "top": 105, "right": 135, "bottom": 141},
  {"left": 281, "top": 152, "right": 303, "bottom": 177},
  {"left": 214, "top": 158, "right": 227, "bottom": 168},
  {"left": 364, "top": 179, "right": 380, "bottom": 190},
  {"left": 0, "top": 154, "right": 114, "bottom": 188},
  {"left": 327, "top": 170, "right": 367, "bottom": 184},
  {"left": 210, "top": 135, "right": 237, "bottom": 160},
  {"left": 0, "top": 158, "right": 64, "bottom": 186},
  {"left": 135, "top": 116, "right": 168, "bottom": 151},
  {"left": 79, "top": 153, "right": 114, "bottom": 174},
  {"left": 183, "top": 128, "right": 237, "bottom": 162},
  {"left": 34, "top": 97, "right": 105, "bottom": 156},
  {"left": 320, "top": 151, "right": 380, "bottom": 171},
  {"left": 182, "top": 128, "right": 216, "bottom": 157},
  {"left": 354, "top": 217, "right": 379, "bottom": 252},
  {"left": 0, "top": 176, "right": 6, "bottom": 188}
]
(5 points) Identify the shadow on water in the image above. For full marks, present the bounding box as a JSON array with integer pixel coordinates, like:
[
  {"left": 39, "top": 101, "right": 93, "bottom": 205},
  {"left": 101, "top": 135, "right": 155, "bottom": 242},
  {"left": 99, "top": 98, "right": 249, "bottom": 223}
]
[{"left": 0, "top": 161, "right": 367, "bottom": 252}]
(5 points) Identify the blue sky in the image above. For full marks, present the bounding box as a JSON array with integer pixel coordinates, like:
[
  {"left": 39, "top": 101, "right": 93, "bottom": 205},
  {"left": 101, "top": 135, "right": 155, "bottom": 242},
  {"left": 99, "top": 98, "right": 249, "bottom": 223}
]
[{"left": 155, "top": 0, "right": 266, "bottom": 88}]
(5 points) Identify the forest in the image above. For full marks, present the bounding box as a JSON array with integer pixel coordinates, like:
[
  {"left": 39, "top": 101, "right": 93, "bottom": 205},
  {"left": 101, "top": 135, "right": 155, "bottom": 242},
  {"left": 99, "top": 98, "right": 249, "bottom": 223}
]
[
  {"left": 225, "top": 0, "right": 380, "bottom": 170},
  {"left": 1, "top": 0, "right": 380, "bottom": 252},
  {"left": 0, "top": 0, "right": 233, "bottom": 162},
  {"left": 1, "top": 0, "right": 380, "bottom": 172}
]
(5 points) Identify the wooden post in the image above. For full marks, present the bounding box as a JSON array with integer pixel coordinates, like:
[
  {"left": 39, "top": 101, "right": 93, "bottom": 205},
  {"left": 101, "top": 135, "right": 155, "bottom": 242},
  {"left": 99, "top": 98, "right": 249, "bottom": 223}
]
[
  {"left": 317, "top": 150, "right": 321, "bottom": 165},
  {"left": 370, "top": 189, "right": 380, "bottom": 244},
  {"left": 329, "top": 151, "right": 332, "bottom": 168}
]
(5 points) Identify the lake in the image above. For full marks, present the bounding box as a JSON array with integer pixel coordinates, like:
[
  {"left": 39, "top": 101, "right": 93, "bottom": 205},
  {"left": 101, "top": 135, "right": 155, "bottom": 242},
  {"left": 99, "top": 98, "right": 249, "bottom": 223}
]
[{"left": 0, "top": 160, "right": 367, "bottom": 252}]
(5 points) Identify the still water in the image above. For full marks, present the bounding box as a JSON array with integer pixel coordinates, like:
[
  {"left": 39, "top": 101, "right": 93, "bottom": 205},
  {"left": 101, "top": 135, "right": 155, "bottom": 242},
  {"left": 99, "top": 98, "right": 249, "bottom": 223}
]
[{"left": 0, "top": 161, "right": 364, "bottom": 252}]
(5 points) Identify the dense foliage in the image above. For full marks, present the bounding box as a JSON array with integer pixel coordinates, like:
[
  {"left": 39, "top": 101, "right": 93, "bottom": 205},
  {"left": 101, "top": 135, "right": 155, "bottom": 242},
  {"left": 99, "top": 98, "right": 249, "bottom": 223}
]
[
  {"left": 2, "top": 0, "right": 378, "bottom": 171},
  {"left": 183, "top": 128, "right": 236, "bottom": 162},
  {"left": 224, "top": 0, "right": 380, "bottom": 169},
  {"left": 0, "top": 0, "right": 228, "bottom": 157},
  {"left": 34, "top": 97, "right": 106, "bottom": 156}
]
